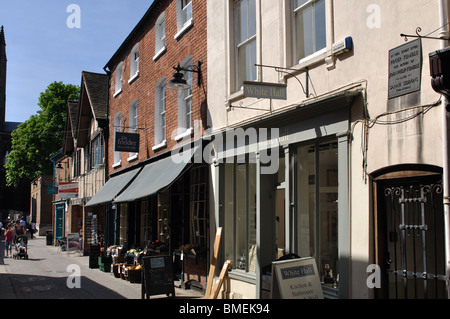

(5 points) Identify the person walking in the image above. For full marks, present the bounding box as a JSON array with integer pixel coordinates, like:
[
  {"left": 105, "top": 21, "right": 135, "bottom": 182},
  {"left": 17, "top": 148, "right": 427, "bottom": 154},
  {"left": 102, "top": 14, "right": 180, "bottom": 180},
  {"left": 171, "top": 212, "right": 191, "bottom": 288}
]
[
  {"left": 4, "top": 224, "right": 13, "bottom": 257},
  {"left": 29, "top": 220, "right": 36, "bottom": 239}
]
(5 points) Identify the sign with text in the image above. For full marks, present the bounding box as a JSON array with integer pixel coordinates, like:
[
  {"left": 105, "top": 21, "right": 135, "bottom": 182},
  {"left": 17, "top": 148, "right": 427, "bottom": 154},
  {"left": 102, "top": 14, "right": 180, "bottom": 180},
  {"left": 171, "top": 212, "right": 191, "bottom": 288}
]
[
  {"left": 388, "top": 39, "right": 422, "bottom": 99},
  {"left": 142, "top": 255, "right": 175, "bottom": 298},
  {"left": 58, "top": 182, "right": 79, "bottom": 199},
  {"left": 243, "top": 81, "right": 287, "bottom": 100},
  {"left": 271, "top": 257, "right": 323, "bottom": 299},
  {"left": 114, "top": 132, "right": 140, "bottom": 153}
]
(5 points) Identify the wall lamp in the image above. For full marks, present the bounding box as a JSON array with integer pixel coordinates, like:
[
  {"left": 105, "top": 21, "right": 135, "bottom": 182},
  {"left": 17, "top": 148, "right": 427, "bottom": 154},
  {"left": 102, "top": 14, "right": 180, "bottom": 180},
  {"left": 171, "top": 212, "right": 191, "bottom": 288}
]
[{"left": 167, "top": 61, "right": 202, "bottom": 90}]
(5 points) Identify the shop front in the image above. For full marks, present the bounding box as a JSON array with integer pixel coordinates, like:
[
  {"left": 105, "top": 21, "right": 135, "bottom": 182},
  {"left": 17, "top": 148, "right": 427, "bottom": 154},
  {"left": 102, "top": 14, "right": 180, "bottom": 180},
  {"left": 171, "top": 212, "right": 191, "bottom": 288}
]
[
  {"left": 212, "top": 90, "right": 361, "bottom": 299},
  {"left": 111, "top": 147, "right": 209, "bottom": 290},
  {"left": 88, "top": 146, "right": 210, "bottom": 290}
]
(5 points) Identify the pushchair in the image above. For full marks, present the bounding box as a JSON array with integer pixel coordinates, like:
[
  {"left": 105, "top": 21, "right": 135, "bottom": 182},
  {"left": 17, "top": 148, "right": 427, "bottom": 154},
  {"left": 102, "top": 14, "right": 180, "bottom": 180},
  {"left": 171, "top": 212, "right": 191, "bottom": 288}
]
[{"left": 13, "top": 235, "right": 28, "bottom": 259}]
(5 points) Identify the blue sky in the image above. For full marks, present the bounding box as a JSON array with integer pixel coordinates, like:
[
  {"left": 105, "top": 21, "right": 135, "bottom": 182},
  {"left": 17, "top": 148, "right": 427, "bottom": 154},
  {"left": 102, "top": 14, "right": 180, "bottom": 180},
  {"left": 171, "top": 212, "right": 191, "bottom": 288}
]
[{"left": 0, "top": 0, "right": 154, "bottom": 123}]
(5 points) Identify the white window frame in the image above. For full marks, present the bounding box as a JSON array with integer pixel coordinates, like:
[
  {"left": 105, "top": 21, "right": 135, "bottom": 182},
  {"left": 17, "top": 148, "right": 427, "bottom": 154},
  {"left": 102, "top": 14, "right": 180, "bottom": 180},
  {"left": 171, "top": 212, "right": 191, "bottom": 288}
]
[
  {"left": 175, "top": 57, "right": 193, "bottom": 141},
  {"left": 129, "top": 43, "right": 140, "bottom": 84},
  {"left": 291, "top": 0, "right": 327, "bottom": 65},
  {"left": 114, "top": 62, "right": 123, "bottom": 97},
  {"left": 175, "top": 0, "right": 193, "bottom": 40},
  {"left": 128, "top": 99, "right": 139, "bottom": 161},
  {"left": 154, "top": 12, "right": 167, "bottom": 61},
  {"left": 113, "top": 112, "right": 122, "bottom": 167},
  {"left": 234, "top": 0, "right": 257, "bottom": 92},
  {"left": 153, "top": 78, "right": 167, "bottom": 150}
]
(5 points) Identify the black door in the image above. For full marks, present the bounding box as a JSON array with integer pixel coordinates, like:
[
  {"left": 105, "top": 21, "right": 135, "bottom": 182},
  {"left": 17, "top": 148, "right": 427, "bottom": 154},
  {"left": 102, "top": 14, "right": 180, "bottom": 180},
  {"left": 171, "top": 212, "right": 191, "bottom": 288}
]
[{"left": 377, "top": 174, "right": 446, "bottom": 299}]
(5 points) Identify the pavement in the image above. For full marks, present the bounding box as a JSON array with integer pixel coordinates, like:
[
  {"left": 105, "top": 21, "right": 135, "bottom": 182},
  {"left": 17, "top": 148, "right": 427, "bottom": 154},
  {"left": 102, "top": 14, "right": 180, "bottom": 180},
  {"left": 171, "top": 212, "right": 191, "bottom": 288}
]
[{"left": 0, "top": 234, "right": 204, "bottom": 300}]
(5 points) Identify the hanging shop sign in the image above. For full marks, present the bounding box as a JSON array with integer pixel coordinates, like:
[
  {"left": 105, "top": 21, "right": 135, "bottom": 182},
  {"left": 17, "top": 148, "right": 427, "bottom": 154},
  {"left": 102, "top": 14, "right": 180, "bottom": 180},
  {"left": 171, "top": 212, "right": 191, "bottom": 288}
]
[
  {"left": 270, "top": 257, "right": 323, "bottom": 299},
  {"left": 58, "top": 182, "right": 79, "bottom": 199},
  {"left": 388, "top": 39, "right": 422, "bottom": 99},
  {"left": 114, "top": 132, "right": 140, "bottom": 153},
  {"left": 243, "top": 81, "right": 287, "bottom": 100}
]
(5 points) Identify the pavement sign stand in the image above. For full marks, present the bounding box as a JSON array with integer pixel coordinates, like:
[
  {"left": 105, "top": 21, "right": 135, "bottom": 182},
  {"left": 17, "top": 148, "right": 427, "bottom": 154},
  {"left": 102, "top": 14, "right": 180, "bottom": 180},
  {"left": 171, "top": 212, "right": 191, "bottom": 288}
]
[
  {"left": 270, "top": 257, "right": 324, "bottom": 299},
  {"left": 141, "top": 255, "right": 175, "bottom": 299}
]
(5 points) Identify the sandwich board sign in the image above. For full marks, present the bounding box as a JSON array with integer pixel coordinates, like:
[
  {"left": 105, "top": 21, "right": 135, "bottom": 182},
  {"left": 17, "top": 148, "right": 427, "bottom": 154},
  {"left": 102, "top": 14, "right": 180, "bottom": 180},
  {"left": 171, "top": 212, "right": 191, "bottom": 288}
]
[{"left": 270, "top": 257, "right": 323, "bottom": 299}]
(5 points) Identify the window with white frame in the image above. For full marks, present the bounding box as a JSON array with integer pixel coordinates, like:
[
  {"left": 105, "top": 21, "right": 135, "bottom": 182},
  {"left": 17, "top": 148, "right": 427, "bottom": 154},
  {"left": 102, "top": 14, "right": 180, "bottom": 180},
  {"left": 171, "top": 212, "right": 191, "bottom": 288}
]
[
  {"left": 234, "top": 0, "right": 257, "bottom": 92},
  {"left": 91, "top": 134, "right": 103, "bottom": 168},
  {"left": 175, "top": 58, "right": 193, "bottom": 140},
  {"left": 292, "top": 0, "right": 326, "bottom": 64},
  {"left": 114, "top": 62, "right": 123, "bottom": 96},
  {"left": 113, "top": 112, "right": 122, "bottom": 166},
  {"left": 154, "top": 13, "right": 166, "bottom": 60},
  {"left": 129, "top": 43, "right": 140, "bottom": 83},
  {"left": 128, "top": 99, "right": 139, "bottom": 160},
  {"left": 154, "top": 78, "right": 167, "bottom": 149},
  {"left": 175, "top": 0, "right": 193, "bottom": 39}
]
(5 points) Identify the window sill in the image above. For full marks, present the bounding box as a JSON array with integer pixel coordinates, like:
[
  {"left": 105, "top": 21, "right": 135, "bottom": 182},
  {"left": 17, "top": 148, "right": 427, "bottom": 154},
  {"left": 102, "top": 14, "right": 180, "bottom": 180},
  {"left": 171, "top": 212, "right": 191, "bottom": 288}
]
[
  {"left": 152, "top": 140, "right": 167, "bottom": 151},
  {"left": 113, "top": 89, "right": 122, "bottom": 98},
  {"left": 290, "top": 48, "right": 327, "bottom": 74},
  {"left": 174, "top": 127, "right": 193, "bottom": 141},
  {"left": 128, "top": 71, "right": 139, "bottom": 84},
  {"left": 127, "top": 153, "right": 139, "bottom": 162},
  {"left": 153, "top": 46, "right": 167, "bottom": 61},
  {"left": 112, "top": 160, "right": 121, "bottom": 168},
  {"left": 227, "top": 269, "right": 256, "bottom": 285},
  {"left": 174, "top": 18, "right": 193, "bottom": 41}
]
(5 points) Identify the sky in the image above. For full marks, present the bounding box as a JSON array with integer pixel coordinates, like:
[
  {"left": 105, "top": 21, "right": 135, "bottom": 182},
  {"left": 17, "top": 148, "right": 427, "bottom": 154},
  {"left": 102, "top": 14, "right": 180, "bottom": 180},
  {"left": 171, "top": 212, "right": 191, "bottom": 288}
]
[{"left": 0, "top": 0, "right": 154, "bottom": 123}]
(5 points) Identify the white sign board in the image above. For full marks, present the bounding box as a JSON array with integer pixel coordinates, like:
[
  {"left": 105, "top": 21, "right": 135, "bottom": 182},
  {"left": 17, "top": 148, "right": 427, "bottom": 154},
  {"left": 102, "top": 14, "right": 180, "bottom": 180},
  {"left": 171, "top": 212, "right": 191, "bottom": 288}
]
[
  {"left": 388, "top": 39, "right": 422, "bottom": 99},
  {"left": 271, "top": 257, "right": 323, "bottom": 299}
]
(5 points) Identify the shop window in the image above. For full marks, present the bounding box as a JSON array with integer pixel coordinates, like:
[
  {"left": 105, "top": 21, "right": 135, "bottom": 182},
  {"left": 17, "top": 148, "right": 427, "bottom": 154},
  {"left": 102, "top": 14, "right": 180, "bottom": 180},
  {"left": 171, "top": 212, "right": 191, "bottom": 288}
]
[
  {"left": 223, "top": 157, "right": 257, "bottom": 273},
  {"left": 292, "top": 0, "right": 326, "bottom": 64},
  {"left": 140, "top": 200, "right": 151, "bottom": 245},
  {"left": 295, "top": 140, "right": 338, "bottom": 287},
  {"left": 119, "top": 203, "right": 128, "bottom": 246},
  {"left": 234, "top": 0, "right": 257, "bottom": 92}
]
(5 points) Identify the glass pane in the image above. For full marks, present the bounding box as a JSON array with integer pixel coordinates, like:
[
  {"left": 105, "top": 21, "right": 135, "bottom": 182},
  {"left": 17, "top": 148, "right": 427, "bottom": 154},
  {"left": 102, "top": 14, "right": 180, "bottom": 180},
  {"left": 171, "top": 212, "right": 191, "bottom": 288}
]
[
  {"left": 224, "top": 163, "right": 235, "bottom": 267},
  {"left": 296, "top": 5, "right": 314, "bottom": 60},
  {"left": 318, "top": 142, "right": 338, "bottom": 287},
  {"left": 248, "top": 0, "right": 256, "bottom": 38},
  {"left": 235, "top": 163, "right": 247, "bottom": 270},
  {"left": 315, "top": 0, "right": 326, "bottom": 51},
  {"left": 296, "top": 144, "right": 316, "bottom": 259},
  {"left": 294, "top": 0, "right": 310, "bottom": 9},
  {"left": 247, "top": 163, "right": 257, "bottom": 272}
]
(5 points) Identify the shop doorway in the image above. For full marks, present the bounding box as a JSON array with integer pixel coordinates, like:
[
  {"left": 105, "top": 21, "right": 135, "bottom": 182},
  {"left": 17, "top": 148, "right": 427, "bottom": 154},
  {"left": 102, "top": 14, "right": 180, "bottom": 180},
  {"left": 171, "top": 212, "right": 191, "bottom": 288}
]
[
  {"left": 375, "top": 169, "right": 446, "bottom": 299},
  {"left": 54, "top": 204, "right": 65, "bottom": 240}
]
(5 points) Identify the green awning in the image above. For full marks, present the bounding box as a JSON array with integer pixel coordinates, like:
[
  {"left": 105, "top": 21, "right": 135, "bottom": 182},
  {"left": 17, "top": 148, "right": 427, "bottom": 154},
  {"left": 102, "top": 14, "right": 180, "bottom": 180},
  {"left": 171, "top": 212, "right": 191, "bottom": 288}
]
[
  {"left": 85, "top": 166, "right": 142, "bottom": 207},
  {"left": 113, "top": 147, "right": 198, "bottom": 203}
]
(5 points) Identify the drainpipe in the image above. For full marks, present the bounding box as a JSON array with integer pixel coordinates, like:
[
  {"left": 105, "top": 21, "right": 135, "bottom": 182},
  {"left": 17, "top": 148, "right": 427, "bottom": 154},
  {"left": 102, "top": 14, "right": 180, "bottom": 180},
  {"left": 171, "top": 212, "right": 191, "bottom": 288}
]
[{"left": 438, "top": 0, "right": 450, "bottom": 299}]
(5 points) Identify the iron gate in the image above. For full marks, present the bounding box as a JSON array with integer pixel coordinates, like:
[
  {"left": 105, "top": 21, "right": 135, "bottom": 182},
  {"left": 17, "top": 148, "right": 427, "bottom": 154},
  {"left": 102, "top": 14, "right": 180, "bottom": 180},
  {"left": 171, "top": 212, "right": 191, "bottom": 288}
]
[{"left": 383, "top": 180, "right": 446, "bottom": 299}]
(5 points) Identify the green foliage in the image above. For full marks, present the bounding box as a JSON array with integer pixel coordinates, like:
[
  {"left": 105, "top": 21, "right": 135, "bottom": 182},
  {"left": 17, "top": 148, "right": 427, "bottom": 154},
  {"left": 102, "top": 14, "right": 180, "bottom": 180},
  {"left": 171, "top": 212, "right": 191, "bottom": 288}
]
[{"left": 5, "top": 81, "right": 79, "bottom": 187}]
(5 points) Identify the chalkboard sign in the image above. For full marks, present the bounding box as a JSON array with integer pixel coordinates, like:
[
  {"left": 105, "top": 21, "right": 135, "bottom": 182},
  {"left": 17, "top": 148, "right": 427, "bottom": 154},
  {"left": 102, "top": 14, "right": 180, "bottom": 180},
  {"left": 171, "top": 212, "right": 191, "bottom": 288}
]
[
  {"left": 270, "top": 257, "right": 323, "bottom": 299},
  {"left": 141, "top": 255, "right": 175, "bottom": 299}
]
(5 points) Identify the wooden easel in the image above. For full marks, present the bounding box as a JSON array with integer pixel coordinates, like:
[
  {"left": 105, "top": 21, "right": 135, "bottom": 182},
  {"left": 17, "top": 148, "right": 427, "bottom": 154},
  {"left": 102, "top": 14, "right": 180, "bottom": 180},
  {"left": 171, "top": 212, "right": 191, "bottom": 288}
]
[{"left": 204, "top": 227, "right": 222, "bottom": 298}]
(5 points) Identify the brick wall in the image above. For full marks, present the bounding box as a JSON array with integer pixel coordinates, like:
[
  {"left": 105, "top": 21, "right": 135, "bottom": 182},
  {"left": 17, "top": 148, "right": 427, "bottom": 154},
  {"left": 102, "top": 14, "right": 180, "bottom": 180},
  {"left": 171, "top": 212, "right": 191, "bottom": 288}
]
[{"left": 107, "top": 0, "right": 207, "bottom": 176}]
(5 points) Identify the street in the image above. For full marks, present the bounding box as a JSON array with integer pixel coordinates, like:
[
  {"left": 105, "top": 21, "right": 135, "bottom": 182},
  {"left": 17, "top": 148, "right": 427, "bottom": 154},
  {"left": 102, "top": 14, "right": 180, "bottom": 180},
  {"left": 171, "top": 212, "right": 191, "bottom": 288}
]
[{"left": 0, "top": 234, "right": 203, "bottom": 300}]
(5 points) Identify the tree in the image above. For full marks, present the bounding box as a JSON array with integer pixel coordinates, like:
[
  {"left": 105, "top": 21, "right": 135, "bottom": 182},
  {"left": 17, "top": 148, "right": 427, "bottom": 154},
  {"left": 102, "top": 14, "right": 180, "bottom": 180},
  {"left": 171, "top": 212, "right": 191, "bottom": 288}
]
[{"left": 5, "top": 81, "right": 79, "bottom": 187}]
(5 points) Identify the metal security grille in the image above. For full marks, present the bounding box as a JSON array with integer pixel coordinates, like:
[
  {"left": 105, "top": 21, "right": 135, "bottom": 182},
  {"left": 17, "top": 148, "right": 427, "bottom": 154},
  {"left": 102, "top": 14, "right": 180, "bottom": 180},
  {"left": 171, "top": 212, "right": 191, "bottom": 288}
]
[{"left": 384, "top": 182, "right": 446, "bottom": 299}]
